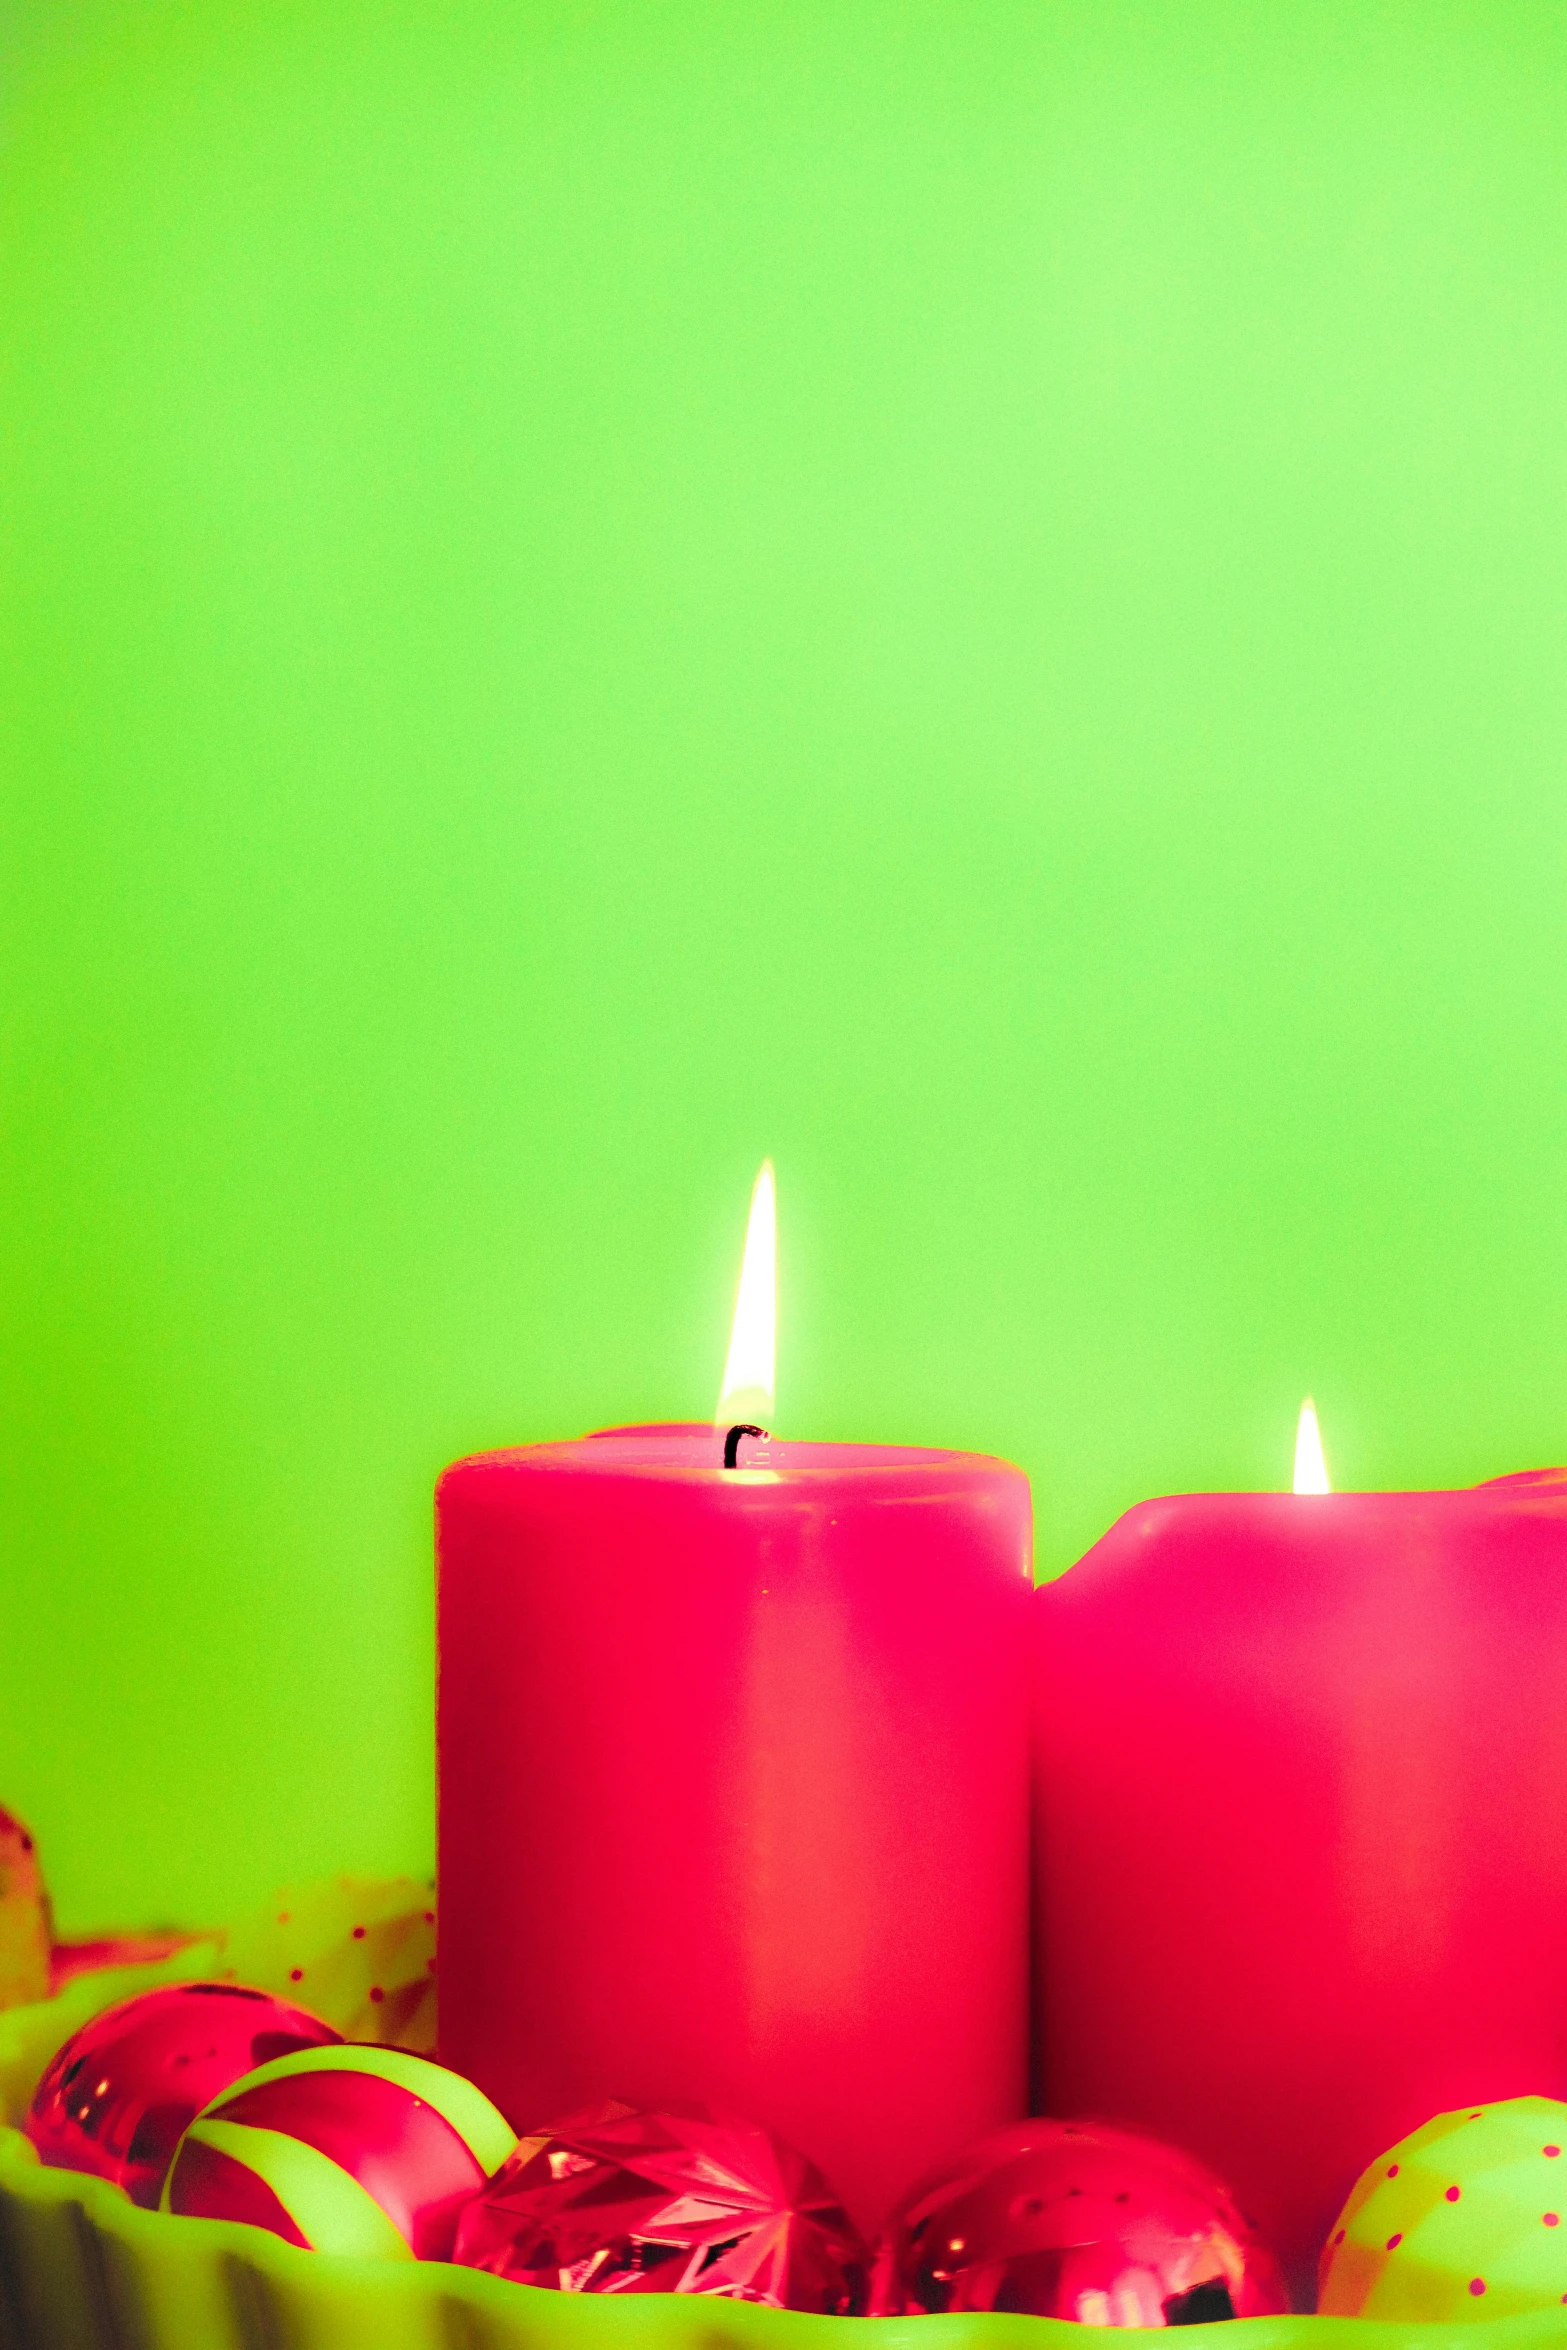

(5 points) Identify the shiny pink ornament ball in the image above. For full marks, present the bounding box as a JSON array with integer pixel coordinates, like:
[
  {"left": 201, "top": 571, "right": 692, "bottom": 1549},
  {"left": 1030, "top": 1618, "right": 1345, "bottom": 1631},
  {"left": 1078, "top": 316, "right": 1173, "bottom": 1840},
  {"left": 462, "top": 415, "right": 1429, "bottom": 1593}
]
[
  {"left": 868, "top": 2117, "right": 1289, "bottom": 2326},
  {"left": 26, "top": 1982, "right": 340, "bottom": 2208},
  {"left": 453, "top": 2099, "right": 870, "bottom": 2312},
  {"left": 163, "top": 2044, "right": 517, "bottom": 2259}
]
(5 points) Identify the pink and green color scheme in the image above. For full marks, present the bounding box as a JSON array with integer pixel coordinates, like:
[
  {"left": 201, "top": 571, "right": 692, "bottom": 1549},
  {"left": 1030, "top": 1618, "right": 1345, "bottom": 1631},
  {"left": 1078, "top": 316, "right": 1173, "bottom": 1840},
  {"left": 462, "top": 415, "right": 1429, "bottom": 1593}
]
[
  {"left": 1320, "top": 2097, "right": 1567, "bottom": 2322},
  {"left": 163, "top": 2043, "right": 515, "bottom": 2260},
  {"left": 25, "top": 1982, "right": 339, "bottom": 2209},
  {"left": 1033, "top": 1476, "right": 1567, "bottom": 2302},
  {"left": 437, "top": 1424, "right": 1032, "bottom": 2234}
]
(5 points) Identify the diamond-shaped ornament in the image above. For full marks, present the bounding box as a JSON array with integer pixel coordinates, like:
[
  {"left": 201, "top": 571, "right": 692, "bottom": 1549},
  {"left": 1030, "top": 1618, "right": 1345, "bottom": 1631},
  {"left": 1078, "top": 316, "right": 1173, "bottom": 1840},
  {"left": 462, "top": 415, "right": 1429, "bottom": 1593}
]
[{"left": 453, "top": 2100, "right": 869, "bottom": 2312}]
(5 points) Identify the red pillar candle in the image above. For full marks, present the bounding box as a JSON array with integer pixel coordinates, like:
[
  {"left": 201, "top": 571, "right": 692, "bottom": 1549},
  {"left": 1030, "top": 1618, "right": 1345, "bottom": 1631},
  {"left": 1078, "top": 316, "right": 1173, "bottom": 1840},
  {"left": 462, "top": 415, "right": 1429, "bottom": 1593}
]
[
  {"left": 1031, "top": 1469, "right": 1567, "bottom": 2305},
  {"left": 437, "top": 1423, "right": 1032, "bottom": 2231}
]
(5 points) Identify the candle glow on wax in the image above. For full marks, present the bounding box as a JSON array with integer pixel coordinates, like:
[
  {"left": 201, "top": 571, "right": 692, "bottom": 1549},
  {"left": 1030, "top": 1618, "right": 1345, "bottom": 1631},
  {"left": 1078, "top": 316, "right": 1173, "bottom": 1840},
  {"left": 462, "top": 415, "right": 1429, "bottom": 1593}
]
[
  {"left": 715, "top": 1160, "right": 776, "bottom": 1427},
  {"left": 1292, "top": 1396, "right": 1330, "bottom": 1494}
]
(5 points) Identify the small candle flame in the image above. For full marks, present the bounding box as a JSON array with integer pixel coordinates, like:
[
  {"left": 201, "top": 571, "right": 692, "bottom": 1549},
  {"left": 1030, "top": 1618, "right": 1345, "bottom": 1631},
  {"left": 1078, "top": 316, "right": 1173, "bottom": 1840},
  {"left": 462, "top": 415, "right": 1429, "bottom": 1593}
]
[
  {"left": 715, "top": 1160, "right": 775, "bottom": 1427},
  {"left": 1293, "top": 1396, "right": 1331, "bottom": 1494}
]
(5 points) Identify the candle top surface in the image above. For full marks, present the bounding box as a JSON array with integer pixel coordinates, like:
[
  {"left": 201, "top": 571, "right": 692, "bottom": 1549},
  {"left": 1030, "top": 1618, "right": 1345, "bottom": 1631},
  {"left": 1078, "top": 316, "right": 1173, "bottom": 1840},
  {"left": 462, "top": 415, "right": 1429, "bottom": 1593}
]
[
  {"left": 1108, "top": 1470, "right": 1567, "bottom": 1526},
  {"left": 1039, "top": 1471, "right": 1567, "bottom": 1611},
  {"left": 441, "top": 1423, "right": 1023, "bottom": 1497}
]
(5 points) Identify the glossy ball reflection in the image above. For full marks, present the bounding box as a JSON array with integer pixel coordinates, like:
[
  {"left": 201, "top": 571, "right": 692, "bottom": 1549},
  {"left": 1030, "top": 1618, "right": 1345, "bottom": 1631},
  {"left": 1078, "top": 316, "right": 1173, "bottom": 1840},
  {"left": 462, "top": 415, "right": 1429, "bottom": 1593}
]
[
  {"left": 868, "top": 2117, "right": 1289, "bottom": 2326},
  {"left": 25, "top": 1981, "right": 340, "bottom": 2207},
  {"left": 454, "top": 2099, "right": 870, "bottom": 2312}
]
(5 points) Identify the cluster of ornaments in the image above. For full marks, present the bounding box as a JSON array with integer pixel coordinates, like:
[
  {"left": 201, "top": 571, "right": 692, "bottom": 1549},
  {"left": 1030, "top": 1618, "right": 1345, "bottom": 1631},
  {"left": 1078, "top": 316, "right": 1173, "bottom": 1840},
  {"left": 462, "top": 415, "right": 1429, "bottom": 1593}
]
[
  {"left": 24, "top": 1978, "right": 1288, "bottom": 2324},
  {"left": 22, "top": 1964, "right": 1567, "bottom": 2323},
  {"left": 12, "top": 1818, "right": 1567, "bottom": 2322},
  {"left": 26, "top": 1970, "right": 1567, "bottom": 2328}
]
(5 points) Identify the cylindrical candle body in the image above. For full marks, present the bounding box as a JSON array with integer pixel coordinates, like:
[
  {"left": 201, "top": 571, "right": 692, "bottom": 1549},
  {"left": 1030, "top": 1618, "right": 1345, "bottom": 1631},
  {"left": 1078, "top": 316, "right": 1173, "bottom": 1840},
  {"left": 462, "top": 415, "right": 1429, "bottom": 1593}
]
[
  {"left": 1031, "top": 1479, "right": 1567, "bottom": 2306},
  {"left": 438, "top": 1425, "right": 1032, "bottom": 2232}
]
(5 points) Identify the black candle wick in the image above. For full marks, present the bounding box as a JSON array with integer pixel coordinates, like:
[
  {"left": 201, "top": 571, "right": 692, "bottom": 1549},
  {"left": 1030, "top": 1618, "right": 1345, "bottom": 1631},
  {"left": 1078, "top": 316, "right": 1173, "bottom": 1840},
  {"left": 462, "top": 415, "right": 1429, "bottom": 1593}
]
[{"left": 723, "top": 1423, "right": 769, "bottom": 1469}]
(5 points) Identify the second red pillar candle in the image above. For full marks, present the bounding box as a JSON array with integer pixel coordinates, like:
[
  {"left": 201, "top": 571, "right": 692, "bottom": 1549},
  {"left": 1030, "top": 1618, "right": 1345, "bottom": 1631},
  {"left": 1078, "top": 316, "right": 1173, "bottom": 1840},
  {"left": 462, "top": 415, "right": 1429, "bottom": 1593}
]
[{"left": 1032, "top": 1474, "right": 1567, "bottom": 2304}]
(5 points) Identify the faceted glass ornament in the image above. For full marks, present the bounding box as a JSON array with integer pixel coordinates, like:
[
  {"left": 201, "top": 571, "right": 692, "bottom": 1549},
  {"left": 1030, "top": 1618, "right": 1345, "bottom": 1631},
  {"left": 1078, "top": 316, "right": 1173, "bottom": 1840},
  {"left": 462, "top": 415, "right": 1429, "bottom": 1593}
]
[
  {"left": 453, "top": 2099, "right": 870, "bottom": 2312},
  {"left": 26, "top": 1981, "right": 340, "bottom": 2207},
  {"left": 868, "top": 2117, "right": 1289, "bottom": 2326}
]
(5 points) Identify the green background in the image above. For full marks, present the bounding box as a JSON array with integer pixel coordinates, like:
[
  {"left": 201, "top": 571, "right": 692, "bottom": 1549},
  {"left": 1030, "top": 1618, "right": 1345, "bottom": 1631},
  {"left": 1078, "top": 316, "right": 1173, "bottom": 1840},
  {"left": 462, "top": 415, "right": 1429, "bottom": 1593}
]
[{"left": 3, "top": 0, "right": 1566, "bottom": 1930}]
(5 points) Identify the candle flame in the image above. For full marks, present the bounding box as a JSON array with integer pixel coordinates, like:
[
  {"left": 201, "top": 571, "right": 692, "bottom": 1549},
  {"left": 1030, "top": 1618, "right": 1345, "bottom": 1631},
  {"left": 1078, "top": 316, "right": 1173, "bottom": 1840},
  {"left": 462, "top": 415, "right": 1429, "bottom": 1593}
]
[
  {"left": 715, "top": 1161, "right": 775, "bottom": 1427},
  {"left": 1293, "top": 1396, "right": 1331, "bottom": 1494}
]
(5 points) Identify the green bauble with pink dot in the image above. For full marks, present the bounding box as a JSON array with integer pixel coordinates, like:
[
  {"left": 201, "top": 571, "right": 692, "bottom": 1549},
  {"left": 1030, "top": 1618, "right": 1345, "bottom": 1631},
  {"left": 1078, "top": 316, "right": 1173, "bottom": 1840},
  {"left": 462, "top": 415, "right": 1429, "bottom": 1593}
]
[{"left": 1320, "top": 2096, "right": 1567, "bottom": 2321}]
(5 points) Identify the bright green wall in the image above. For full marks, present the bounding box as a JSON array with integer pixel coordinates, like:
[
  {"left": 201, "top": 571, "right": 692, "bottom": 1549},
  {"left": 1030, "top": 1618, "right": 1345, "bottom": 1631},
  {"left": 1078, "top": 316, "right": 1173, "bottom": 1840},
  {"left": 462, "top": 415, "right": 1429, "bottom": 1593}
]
[{"left": 4, "top": 0, "right": 1567, "bottom": 1928}]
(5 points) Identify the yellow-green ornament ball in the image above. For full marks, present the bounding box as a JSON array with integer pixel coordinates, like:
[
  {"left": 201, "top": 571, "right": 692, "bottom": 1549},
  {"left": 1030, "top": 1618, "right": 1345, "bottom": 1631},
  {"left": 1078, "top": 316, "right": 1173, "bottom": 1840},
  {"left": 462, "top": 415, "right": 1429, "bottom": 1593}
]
[{"left": 1319, "top": 2097, "right": 1567, "bottom": 2321}]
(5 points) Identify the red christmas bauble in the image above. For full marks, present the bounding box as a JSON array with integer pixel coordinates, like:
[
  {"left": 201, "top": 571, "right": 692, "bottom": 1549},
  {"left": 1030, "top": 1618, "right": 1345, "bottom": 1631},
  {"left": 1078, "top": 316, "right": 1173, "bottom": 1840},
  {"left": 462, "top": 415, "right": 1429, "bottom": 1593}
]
[
  {"left": 868, "top": 2117, "right": 1289, "bottom": 2326},
  {"left": 25, "top": 1981, "right": 340, "bottom": 2208},
  {"left": 454, "top": 2100, "right": 869, "bottom": 2312},
  {"left": 163, "top": 2043, "right": 516, "bottom": 2259}
]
